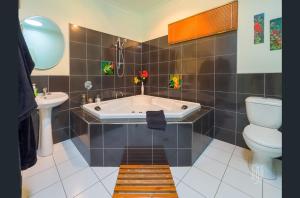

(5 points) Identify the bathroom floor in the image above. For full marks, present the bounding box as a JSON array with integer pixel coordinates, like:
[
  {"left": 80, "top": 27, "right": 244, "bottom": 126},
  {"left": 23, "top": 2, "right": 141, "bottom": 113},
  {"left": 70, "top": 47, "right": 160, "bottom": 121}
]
[{"left": 22, "top": 139, "right": 282, "bottom": 198}]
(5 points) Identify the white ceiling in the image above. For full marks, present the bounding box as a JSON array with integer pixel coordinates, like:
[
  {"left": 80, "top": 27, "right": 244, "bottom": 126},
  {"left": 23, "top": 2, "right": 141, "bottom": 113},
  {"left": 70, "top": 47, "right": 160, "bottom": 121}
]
[{"left": 107, "top": 0, "right": 170, "bottom": 13}]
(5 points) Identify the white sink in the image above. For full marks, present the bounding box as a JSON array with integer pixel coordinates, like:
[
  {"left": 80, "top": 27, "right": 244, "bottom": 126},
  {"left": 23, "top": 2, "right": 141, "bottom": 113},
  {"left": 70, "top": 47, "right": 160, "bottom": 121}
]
[{"left": 35, "top": 92, "right": 69, "bottom": 156}]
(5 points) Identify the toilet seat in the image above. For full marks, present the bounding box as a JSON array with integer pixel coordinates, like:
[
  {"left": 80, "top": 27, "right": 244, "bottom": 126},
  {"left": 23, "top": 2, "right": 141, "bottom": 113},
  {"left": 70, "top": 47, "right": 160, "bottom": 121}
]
[{"left": 243, "top": 124, "right": 282, "bottom": 149}]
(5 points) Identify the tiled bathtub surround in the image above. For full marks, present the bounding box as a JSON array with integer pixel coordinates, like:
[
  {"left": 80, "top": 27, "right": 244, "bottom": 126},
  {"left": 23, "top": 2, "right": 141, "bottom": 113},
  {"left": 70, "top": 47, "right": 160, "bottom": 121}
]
[
  {"left": 141, "top": 31, "right": 282, "bottom": 148},
  {"left": 70, "top": 107, "right": 214, "bottom": 167}
]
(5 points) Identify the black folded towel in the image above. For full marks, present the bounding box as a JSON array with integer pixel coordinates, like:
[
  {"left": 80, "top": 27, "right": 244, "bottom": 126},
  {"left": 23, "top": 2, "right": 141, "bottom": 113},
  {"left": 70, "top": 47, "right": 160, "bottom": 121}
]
[{"left": 146, "top": 110, "right": 167, "bottom": 130}]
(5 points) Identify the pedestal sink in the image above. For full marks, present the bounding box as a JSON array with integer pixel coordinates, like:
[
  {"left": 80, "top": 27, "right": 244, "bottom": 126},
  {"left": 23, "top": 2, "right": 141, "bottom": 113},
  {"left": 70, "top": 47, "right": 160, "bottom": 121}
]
[{"left": 35, "top": 92, "right": 69, "bottom": 156}]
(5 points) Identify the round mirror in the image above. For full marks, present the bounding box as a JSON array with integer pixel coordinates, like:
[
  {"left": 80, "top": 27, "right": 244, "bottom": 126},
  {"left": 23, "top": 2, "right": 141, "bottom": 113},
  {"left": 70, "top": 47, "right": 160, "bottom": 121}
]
[{"left": 21, "top": 16, "right": 65, "bottom": 70}]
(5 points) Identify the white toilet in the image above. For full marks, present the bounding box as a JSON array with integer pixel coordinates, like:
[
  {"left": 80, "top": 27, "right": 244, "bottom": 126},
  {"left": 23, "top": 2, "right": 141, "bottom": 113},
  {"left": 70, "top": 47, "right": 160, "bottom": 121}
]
[{"left": 243, "top": 97, "right": 282, "bottom": 179}]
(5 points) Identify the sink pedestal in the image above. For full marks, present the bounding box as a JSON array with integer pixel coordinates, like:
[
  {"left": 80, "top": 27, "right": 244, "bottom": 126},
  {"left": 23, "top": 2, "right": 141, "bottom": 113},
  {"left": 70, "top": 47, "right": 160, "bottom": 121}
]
[{"left": 37, "top": 108, "right": 53, "bottom": 157}]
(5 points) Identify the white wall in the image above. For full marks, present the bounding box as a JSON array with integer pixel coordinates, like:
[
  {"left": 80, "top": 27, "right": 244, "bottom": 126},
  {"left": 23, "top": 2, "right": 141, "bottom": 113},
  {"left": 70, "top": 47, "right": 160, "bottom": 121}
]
[
  {"left": 19, "top": 0, "right": 143, "bottom": 76},
  {"left": 237, "top": 0, "right": 282, "bottom": 73},
  {"left": 141, "top": 0, "right": 282, "bottom": 74}
]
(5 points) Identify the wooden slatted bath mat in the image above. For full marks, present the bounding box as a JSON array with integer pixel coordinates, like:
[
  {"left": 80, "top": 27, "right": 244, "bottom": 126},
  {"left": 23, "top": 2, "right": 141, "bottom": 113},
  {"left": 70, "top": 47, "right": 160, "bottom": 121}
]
[{"left": 113, "top": 164, "right": 178, "bottom": 198}]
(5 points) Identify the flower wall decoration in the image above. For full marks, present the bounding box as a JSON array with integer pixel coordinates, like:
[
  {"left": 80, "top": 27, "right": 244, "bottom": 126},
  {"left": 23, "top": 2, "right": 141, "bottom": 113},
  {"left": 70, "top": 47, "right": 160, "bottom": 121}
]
[
  {"left": 254, "top": 13, "right": 264, "bottom": 44},
  {"left": 169, "top": 74, "right": 182, "bottom": 89},
  {"left": 101, "top": 61, "right": 114, "bottom": 75},
  {"left": 270, "top": 17, "right": 282, "bottom": 50},
  {"left": 133, "top": 70, "right": 149, "bottom": 85}
]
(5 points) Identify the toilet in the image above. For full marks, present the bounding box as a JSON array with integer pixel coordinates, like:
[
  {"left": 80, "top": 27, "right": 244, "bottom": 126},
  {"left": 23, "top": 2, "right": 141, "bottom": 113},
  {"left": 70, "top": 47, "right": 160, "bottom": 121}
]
[{"left": 243, "top": 97, "right": 282, "bottom": 179}]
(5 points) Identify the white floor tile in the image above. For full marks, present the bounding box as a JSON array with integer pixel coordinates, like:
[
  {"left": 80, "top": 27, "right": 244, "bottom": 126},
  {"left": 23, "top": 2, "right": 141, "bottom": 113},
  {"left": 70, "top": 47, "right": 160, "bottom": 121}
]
[
  {"left": 182, "top": 167, "right": 221, "bottom": 198},
  {"left": 53, "top": 145, "right": 82, "bottom": 165},
  {"left": 173, "top": 176, "right": 181, "bottom": 186},
  {"left": 22, "top": 156, "right": 55, "bottom": 178},
  {"left": 22, "top": 167, "right": 60, "bottom": 195},
  {"left": 57, "top": 155, "right": 88, "bottom": 179},
  {"left": 194, "top": 155, "right": 227, "bottom": 179},
  {"left": 53, "top": 140, "right": 76, "bottom": 153},
  {"left": 233, "top": 146, "right": 252, "bottom": 160},
  {"left": 263, "top": 182, "right": 282, "bottom": 198},
  {"left": 91, "top": 167, "right": 118, "bottom": 180},
  {"left": 215, "top": 182, "right": 252, "bottom": 198},
  {"left": 177, "top": 182, "right": 206, "bottom": 198},
  {"left": 75, "top": 182, "right": 111, "bottom": 198},
  {"left": 203, "top": 146, "right": 232, "bottom": 165},
  {"left": 263, "top": 159, "right": 282, "bottom": 189},
  {"left": 102, "top": 170, "right": 118, "bottom": 195},
  {"left": 62, "top": 167, "right": 98, "bottom": 198},
  {"left": 31, "top": 182, "right": 66, "bottom": 198},
  {"left": 170, "top": 167, "right": 191, "bottom": 180},
  {"left": 228, "top": 154, "right": 251, "bottom": 175},
  {"left": 209, "top": 139, "right": 236, "bottom": 153},
  {"left": 223, "top": 167, "right": 262, "bottom": 198}
]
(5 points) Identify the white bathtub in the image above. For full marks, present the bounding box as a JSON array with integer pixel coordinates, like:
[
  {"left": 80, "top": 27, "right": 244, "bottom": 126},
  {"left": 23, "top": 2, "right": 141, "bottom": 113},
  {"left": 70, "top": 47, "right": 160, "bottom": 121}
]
[{"left": 82, "top": 95, "right": 201, "bottom": 119}]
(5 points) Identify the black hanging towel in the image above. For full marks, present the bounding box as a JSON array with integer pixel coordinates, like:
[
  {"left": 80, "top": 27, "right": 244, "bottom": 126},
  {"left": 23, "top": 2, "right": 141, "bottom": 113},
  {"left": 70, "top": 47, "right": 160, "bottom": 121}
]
[
  {"left": 18, "top": 22, "right": 38, "bottom": 170},
  {"left": 146, "top": 110, "right": 167, "bottom": 130}
]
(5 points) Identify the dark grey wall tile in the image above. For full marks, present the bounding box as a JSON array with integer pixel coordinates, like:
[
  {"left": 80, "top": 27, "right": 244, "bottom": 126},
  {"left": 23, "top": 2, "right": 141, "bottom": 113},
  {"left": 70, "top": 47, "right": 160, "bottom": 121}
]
[
  {"left": 127, "top": 149, "right": 152, "bottom": 164},
  {"left": 103, "top": 124, "right": 127, "bottom": 148},
  {"left": 102, "top": 76, "right": 114, "bottom": 89},
  {"left": 125, "top": 51, "right": 135, "bottom": 63},
  {"left": 69, "top": 24, "right": 86, "bottom": 42},
  {"left": 86, "top": 29, "right": 101, "bottom": 45},
  {"left": 159, "top": 62, "right": 169, "bottom": 75},
  {"left": 214, "top": 127, "right": 236, "bottom": 145},
  {"left": 237, "top": 113, "right": 249, "bottom": 133},
  {"left": 182, "top": 75, "right": 196, "bottom": 90},
  {"left": 142, "top": 52, "right": 149, "bottom": 63},
  {"left": 215, "top": 74, "right": 236, "bottom": 92},
  {"left": 49, "top": 76, "right": 69, "bottom": 92},
  {"left": 197, "top": 37, "right": 214, "bottom": 57},
  {"left": 159, "top": 75, "right": 169, "bottom": 88},
  {"left": 53, "top": 128, "right": 69, "bottom": 144},
  {"left": 159, "top": 88, "right": 168, "bottom": 97},
  {"left": 31, "top": 76, "right": 48, "bottom": 91},
  {"left": 153, "top": 124, "right": 177, "bottom": 148},
  {"left": 182, "top": 59, "right": 197, "bottom": 74},
  {"left": 178, "top": 149, "right": 192, "bottom": 166},
  {"left": 197, "top": 57, "right": 214, "bottom": 74},
  {"left": 265, "top": 73, "right": 282, "bottom": 97},
  {"left": 149, "top": 38, "right": 159, "bottom": 51},
  {"left": 215, "top": 31, "right": 237, "bottom": 55},
  {"left": 215, "top": 109, "right": 236, "bottom": 131},
  {"left": 101, "top": 33, "right": 115, "bottom": 48},
  {"left": 159, "top": 49, "right": 170, "bottom": 62},
  {"left": 150, "top": 64, "right": 159, "bottom": 76},
  {"left": 90, "top": 124, "right": 103, "bottom": 148},
  {"left": 70, "top": 42, "right": 86, "bottom": 59},
  {"left": 169, "top": 89, "right": 181, "bottom": 100},
  {"left": 87, "top": 60, "right": 101, "bottom": 75},
  {"left": 52, "top": 110, "right": 69, "bottom": 130},
  {"left": 215, "top": 54, "right": 237, "bottom": 74},
  {"left": 178, "top": 124, "right": 192, "bottom": 148},
  {"left": 101, "top": 47, "right": 115, "bottom": 61},
  {"left": 70, "top": 91, "right": 85, "bottom": 108},
  {"left": 182, "top": 42, "right": 196, "bottom": 59},
  {"left": 150, "top": 51, "right": 159, "bottom": 63},
  {"left": 128, "top": 124, "right": 152, "bottom": 147},
  {"left": 104, "top": 149, "right": 125, "bottom": 166},
  {"left": 159, "top": 36, "right": 169, "bottom": 49},
  {"left": 215, "top": 92, "right": 236, "bottom": 111},
  {"left": 197, "top": 91, "right": 214, "bottom": 107},
  {"left": 87, "top": 44, "right": 101, "bottom": 60},
  {"left": 142, "top": 42, "right": 150, "bottom": 53},
  {"left": 170, "top": 46, "right": 182, "bottom": 61},
  {"left": 182, "top": 89, "right": 197, "bottom": 102},
  {"left": 87, "top": 76, "right": 101, "bottom": 90},
  {"left": 197, "top": 74, "right": 214, "bottom": 91},
  {"left": 70, "top": 59, "right": 87, "bottom": 75},
  {"left": 70, "top": 76, "right": 86, "bottom": 92},
  {"left": 237, "top": 74, "right": 264, "bottom": 94},
  {"left": 90, "top": 149, "right": 104, "bottom": 166}
]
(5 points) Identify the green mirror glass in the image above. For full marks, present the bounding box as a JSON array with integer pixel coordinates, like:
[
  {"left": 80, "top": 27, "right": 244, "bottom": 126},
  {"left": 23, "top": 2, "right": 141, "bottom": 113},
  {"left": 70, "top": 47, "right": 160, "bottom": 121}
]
[{"left": 21, "top": 16, "right": 65, "bottom": 70}]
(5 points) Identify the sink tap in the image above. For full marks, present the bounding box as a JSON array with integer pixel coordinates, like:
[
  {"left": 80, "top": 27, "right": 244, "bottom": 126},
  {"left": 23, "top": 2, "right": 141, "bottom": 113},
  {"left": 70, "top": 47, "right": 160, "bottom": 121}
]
[{"left": 42, "top": 88, "right": 48, "bottom": 96}]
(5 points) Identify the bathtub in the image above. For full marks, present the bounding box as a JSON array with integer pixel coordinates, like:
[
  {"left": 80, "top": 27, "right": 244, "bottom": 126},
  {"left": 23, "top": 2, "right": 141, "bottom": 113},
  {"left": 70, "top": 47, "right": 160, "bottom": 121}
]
[{"left": 82, "top": 95, "right": 201, "bottom": 119}]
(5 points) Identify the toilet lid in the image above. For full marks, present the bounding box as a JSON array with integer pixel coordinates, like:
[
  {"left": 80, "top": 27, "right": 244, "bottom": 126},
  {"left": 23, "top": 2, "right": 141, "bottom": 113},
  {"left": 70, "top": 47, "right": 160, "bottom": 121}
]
[{"left": 243, "top": 124, "right": 282, "bottom": 149}]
